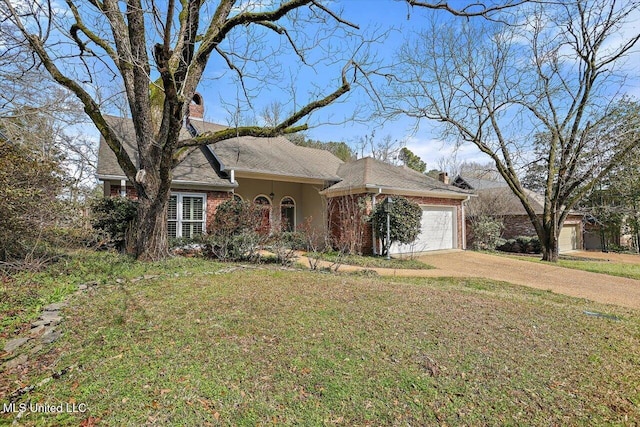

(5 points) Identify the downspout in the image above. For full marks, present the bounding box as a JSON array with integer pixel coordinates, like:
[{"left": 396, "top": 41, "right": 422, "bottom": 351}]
[
  {"left": 372, "top": 188, "right": 382, "bottom": 255},
  {"left": 230, "top": 169, "right": 235, "bottom": 184},
  {"left": 120, "top": 179, "right": 126, "bottom": 198},
  {"left": 462, "top": 195, "right": 471, "bottom": 250}
]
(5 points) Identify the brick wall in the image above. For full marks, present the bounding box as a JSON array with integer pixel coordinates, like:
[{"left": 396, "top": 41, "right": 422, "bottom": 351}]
[
  {"left": 109, "top": 185, "right": 138, "bottom": 199},
  {"left": 328, "top": 193, "right": 465, "bottom": 254},
  {"left": 466, "top": 214, "right": 584, "bottom": 248},
  {"left": 327, "top": 194, "right": 372, "bottom": 255},
  {"left": 108, "top": 183, "right": 232, "bottom": 234},
  {"left": 205, "top": 191, "right": 233, "bottom": 234}
]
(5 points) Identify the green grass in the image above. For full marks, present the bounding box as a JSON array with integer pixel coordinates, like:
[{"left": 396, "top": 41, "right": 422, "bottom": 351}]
[
  {"left": 499, "top": 252, "right": 640, "bottom": 280},
  {"left": 317, "top": 252, "right": 435, "bottom": 270},
  {"left": 0, "top": 251, "right": 222, "bottom": 345},
  {"left": 555, "top": 259, "right": 640, "bottom": 280},
  {"left": 2, "top": 252, "right": 639, "bottom": 425}
]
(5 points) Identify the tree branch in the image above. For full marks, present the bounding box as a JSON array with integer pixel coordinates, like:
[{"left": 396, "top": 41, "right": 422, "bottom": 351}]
[{"left": 177, "top": 61, "right": 354, "bottom": 148}]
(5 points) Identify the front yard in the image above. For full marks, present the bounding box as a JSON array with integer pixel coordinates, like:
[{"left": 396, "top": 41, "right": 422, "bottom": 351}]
[
  {"left": 1, "top": 252, "right": 639, "bottom": 425},
  {"left": 502, "top": 252, "right": 640, "bottom": 280}
]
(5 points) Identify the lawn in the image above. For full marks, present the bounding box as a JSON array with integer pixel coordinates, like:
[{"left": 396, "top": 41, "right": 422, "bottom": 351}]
[
  {"left": 501, "top": 253, "right": 640, "bottom": 280},
  {"left": 1, "top": 252, "right": 639, "bottom": 425},
  {"left": 314, "top": 252, "right": 435, "bottom": 270}
]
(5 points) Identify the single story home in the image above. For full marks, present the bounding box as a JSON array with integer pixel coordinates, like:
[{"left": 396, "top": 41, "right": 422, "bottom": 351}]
[
  {"left": 97, "top": 96, "right": 472, "bottom": 255},
  {"left": 453, "top": 176, "right": 584, "bottom": 253}
]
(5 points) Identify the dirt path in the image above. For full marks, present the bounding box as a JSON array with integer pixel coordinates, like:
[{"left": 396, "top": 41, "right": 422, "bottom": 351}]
[{"left": 298, "top": 251, "right": 640, "bottom": 310}]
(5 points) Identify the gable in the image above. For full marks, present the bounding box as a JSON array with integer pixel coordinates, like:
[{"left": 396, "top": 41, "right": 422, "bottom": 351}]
[{"left": 323, "top": 157, "right": 472, "bottom": 199}]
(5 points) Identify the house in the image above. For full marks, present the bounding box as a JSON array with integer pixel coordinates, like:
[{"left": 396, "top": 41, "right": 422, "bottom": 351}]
[
  {"left": 96, "top": 96, "right": 472, "bottom": 254},
  {"left": 453, "top": 176, "right": 584, "bottom": 253}
]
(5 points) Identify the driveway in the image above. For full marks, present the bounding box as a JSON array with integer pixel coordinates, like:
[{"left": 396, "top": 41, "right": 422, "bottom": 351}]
[
  {"left": 302, "top": 251, "right": 640, "bottom": 310},
  {"left": 417, "top": 251, "right": 640, "bottom": 309}
]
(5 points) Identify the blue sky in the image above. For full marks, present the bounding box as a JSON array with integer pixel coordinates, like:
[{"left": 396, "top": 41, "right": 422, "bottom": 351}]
[
  {"left": 193, "top": 0, "right": 492, "bottom": 168},
  {"left": 77, "top": 0, "right": 638, "bottom": 170},
  {"left": 189, "top": 0, "right": 639, "bottom": 169}
]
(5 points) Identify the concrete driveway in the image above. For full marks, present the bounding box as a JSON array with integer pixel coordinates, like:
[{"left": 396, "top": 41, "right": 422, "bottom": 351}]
[{"left": 303, "top": 251, "right": 640, "bottom": 310}]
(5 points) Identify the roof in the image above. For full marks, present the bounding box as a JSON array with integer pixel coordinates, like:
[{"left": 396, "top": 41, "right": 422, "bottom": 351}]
[
  {"left": 97, "top": 116, "right": 233, "bottom": 187},
  {"left": 97, "top": 116, "right": 470, "bottom": 198},
  {"left": 474, "top": 187, "right": 546, "bottom": 215},
  {"left": 97, "top": 116, "right": 344, "bottom": 185},
  {"left": 207, "top": 133, "right": 344, "bottom": 181},
  {"left": 323, "top": 157, "right": 471, "bottom": 198},
  {"left": 453, "top": 175, "right": 508, "bottom": 190}
]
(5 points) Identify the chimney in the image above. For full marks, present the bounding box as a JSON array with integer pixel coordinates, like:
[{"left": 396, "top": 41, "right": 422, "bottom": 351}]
[
  {"left": 438, "top": 172, "right": 450, "bottom": 185},
  {"left": 189, "top": 93, "right": 204, "bottom": 120}
]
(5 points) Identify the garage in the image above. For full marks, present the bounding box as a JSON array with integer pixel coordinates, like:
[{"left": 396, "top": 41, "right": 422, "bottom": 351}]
[
  {"left": 559, "top": 224, "right": 580, "bottom": 253},
  {"left": 391, "top": 206, "right": 457, "bottom": 254}
]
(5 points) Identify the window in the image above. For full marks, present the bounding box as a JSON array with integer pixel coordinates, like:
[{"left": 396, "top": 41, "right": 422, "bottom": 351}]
[
  {"left": 232, "top": 193, "right": 243, "bottom": 202},
  {"left": 168, "top": 193, "right": 206, "bottom": 238},
  {"left": 280, "top": 197, "right": 296, "bottom": 232},
  {"left": 253, "top": 195, "right": 272, "bottom": 234}
]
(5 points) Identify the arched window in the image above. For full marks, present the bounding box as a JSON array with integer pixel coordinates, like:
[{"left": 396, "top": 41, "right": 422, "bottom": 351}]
[
  {"left": 232, "top": 193, "right": 243, "bottom": 202},
  {"left": 280, "top": 197, "right": 296, "bottom": 232},
  {"left": 253, "top": 195, "right": 272, "bottom": 234}
]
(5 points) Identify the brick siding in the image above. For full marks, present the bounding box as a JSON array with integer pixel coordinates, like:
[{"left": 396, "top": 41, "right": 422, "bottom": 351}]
[
  {"left": 328, "top": 194, "right": 465, "bottom": 254},
  {"left": 109, "top": 184, "right": 232, "bottom": 234}
]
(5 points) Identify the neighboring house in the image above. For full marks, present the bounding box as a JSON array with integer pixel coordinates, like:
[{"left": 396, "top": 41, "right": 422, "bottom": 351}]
[
  {"left": 96, "top": 96, "right": 472, "bottom": 254},
  {"left": 453, "top": 176, "right": 584, "bottom": 253}
]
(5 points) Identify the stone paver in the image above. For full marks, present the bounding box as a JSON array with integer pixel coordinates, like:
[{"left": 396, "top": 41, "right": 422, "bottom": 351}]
[{"left": 4, "top": 337, "right": 31, "bottom": 354}]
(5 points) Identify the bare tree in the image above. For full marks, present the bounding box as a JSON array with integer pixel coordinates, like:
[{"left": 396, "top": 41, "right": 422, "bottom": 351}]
[
  {"left": 0, "top": 38, "right": 97, "bottom": 204},
  {"left": 0, "top": 0, "right": 380, "bottom": 260},
  {"left": 356, "top": 131, "right": 406, "bottom": 163},
  {"left": 387, "top": 0, "right": 640, "bottom": 261}
]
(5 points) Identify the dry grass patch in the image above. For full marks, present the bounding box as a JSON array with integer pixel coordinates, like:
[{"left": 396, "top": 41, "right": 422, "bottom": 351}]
[
  {"left": 2, "top": 264, "right": 639, "bottom": 425},
  {"left": 500, "top": 252, "right": 640, "bottom": 280}
]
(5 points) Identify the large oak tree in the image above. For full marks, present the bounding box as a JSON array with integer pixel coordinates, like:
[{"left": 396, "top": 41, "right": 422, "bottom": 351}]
[
  {"left": 387, "top": 0, "right": 640, "bottom": 261},
  {"left": 2, "top": 0, "right": 370, "bottom": 260},
  {"left": 2, "top": 0, "right": 532, "bottom": 260}
]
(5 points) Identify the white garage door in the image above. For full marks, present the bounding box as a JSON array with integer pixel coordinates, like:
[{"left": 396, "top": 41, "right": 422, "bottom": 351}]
[
  {"left": 559, "top": 224, "right": 579, "bottom": 253},
  {"left": 390, "top": 206, "right": 456, "bottom": 254}
]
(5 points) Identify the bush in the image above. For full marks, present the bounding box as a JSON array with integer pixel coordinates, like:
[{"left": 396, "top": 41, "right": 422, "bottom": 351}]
[
  {"left": 265, "top": 232, "right": 306, "bottom": 266},
  {"left": 497, "top": 236, "right": 542, "bottom": 254},
  {"left": 470, "top": 215, "right": 504, "bottom": 250},
  {"left": 207, "top": 199, "right": 266, "bottom": 262},
  {"left": 371, "top": 196, "right": 422, "bottom": 256},
  {"left": 90, "top": 197, "right": 138, "bottom": 251},
  {"left": 0, "top": 139, "right": 66, "bottom": 265}
]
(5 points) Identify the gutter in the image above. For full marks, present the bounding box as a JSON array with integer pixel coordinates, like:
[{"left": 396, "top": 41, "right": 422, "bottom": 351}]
[{"left": 97, "top": 174, "right": 238, "bottom": 190}]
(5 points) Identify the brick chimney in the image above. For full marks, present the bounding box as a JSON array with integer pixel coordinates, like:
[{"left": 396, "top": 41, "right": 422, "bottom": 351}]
[
  {"left": 189, "top": 93, "right": 204, "bottom": 120},
  {"left": 438, "top": 171, "right": 450, "bottom": 184}
]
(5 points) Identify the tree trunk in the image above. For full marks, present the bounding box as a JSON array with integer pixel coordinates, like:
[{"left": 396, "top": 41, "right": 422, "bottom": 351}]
[
  {"left": 540, "top": 225, "right": 559, "bottom": 262},
  {"left": 134, "top": 192, "right": 170, "bottom": 261}
]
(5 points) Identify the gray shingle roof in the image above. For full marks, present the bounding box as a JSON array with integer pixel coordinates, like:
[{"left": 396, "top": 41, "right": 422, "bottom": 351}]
[
  {"left": 207, "top": 134, "right": 344, "bottom": 181},
  {"left": 97, "top": 116, "right": 233, "bottom": 187},
  {"left": 324, "top": 157, "right": 471, "bottom": 197},
  {"left": 473, "top": 186, "right": 581, "bottom": 217},
  {"left": 474, "top": 187, "right": 547, "bottom": 215},
  {"left": 453, "top": 176, "right": 509, "bottom": 190}
]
